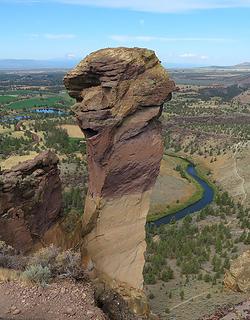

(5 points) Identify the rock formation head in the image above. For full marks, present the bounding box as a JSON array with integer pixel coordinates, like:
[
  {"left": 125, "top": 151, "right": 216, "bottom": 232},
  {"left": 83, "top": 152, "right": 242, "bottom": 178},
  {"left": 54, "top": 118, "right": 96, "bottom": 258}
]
[
  {"left": 64, "top": 47, "right": 176, "bottom": 316},
  {"left": 65, "top": 47, "right": 175, "bottom": 197},
  {"left": 0, "top": 151, "right": 62, "bottom": 252},
  {"left": 64, "top": 47, "right": 175, "bottom": 136}
]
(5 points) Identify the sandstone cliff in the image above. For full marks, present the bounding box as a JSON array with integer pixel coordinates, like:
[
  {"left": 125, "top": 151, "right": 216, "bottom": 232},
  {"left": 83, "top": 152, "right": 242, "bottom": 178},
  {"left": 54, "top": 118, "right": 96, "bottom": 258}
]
[
  {"left": 224, "top": 250, "right": 250, "bottom": 293},
  {"left": 64, "top": 47, "right": 176, "bottom": 312},
  {"left": 0, "top": 151, "right": 62, "bottom": 252}
]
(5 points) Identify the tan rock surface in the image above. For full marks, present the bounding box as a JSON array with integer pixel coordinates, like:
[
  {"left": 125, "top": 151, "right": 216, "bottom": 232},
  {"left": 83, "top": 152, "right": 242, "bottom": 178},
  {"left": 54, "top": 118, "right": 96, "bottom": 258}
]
[
  {"left": 224, "top": 250, "right": 250, "bottom": 293},
  {"left": 64, "top": 47, "right": 176, "bottom": 315}
]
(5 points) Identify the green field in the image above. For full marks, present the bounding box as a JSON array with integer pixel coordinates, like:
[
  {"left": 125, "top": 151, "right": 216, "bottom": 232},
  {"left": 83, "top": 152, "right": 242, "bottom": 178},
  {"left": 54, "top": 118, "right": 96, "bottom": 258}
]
[
  {"left": 0, "top": 95, "right": 18, "bottom": 105},
  {"left": 7, "top": 96, "right": 72, "bottom": 110}
]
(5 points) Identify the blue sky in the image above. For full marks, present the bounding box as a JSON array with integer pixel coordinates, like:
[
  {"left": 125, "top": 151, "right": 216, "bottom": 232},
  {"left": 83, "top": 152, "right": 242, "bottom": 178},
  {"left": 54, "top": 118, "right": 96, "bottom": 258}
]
[{"left": 0, "top": 0, "right": 250, "bottom": 66}]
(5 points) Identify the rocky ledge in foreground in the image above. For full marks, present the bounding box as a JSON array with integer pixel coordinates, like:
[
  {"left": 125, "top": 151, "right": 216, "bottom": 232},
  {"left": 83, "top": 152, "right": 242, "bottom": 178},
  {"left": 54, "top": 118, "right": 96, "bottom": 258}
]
[
  {"left": 64, "top": 47, "right": 176, "bottom": 315},
  {"left": 0, "top": 279, "right": 107, "bottom": 320},
  {"left": 0, "top": 151, "right": 62, "bottom": 252}
]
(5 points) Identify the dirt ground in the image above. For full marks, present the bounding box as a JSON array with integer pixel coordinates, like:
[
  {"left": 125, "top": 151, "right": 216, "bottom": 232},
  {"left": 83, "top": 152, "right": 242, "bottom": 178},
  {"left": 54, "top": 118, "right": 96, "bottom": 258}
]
[
  {"left": 60, "top": 125, "right": 84, "bottom": 138},
  {"left": 0, "top": 278, "right": 107, "bottom": 320},
  {"left": 146, "top": 278, "right": 249, "bottom": 320}
]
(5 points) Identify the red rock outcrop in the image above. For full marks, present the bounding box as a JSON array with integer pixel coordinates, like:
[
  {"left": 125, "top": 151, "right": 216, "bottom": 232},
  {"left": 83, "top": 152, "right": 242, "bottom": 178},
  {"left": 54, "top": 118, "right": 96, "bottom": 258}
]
[
  {"left": 0, "top": 151, "right": 62, "bottom": 252},
  {"left": 64, "top": 47, "right": 176, "bottom": 314}
]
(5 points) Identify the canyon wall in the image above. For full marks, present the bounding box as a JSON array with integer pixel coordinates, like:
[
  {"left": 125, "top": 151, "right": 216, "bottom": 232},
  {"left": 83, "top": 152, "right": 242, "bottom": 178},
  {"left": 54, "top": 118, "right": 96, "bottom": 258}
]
[
  {"left": 64, "top": 47, "right": 176, "bottom": 309},
  {"left": 0, "top": 151, "right": 62, "bottom": 252}
]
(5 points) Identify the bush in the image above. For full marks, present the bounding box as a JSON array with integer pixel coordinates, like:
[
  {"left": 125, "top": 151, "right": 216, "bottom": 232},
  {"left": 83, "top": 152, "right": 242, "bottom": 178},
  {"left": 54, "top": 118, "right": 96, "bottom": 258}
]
[
  {"left": 0, "top": 254, "right": 27, "bottom": 270},
  {"left": 28, "top": 245, "right": 60, "bottom": 273},
  {"left": 55, "top": 249, "right": 83, "bottom": 279},
  {"left": 148, "top": 292, "right": 155, "bottom": 300},
  {"left": 0, "top": 241, "right": 27, "bottom": 270},
  {"left": 161, "top": 266, "right": 174, "bottom": 282},
  {"left": 28, "top": 245, "right": 83, "bottom": 279},
  {"left": 144, "top": 271, "right": 156, "bottom": 285},
  {"left": 22, "top": 264, "right": 51, "bottom": 285},
  {"left": 0, "top": 241, "right": 15, "bottom": 255}
]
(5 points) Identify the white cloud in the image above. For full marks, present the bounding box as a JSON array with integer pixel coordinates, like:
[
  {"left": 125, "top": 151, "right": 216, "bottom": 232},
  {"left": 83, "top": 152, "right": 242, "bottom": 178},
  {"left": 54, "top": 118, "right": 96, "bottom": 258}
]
[
  {"left": 109, "top": 35, "right": 232, "bottom": 43},
  {"left": 43, "top": 33, "right": 76, "bottom": 39},
  {"left": 40, "top": 0, "right": 250, "bottom": 12},
  {"left": 200, "top": 55, "right": 209, "bottom": 60},
  {"left": 66, "top": 53, "right": 77, "bottom": 59},
  {"left": 179, "top": 53, "right": 209, "bottom": 60},
  {"left": 179, "top": 53, "right": 197, "bottom": 58}
]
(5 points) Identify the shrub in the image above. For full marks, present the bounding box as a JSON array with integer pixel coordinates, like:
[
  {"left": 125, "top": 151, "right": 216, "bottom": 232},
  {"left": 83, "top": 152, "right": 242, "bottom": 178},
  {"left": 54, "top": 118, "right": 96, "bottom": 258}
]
[
  {"left": 0, "top": 254, "right": 27, "bottom": 270},
  {"left": 0, "top": 241, "right": 15, "bottom": 255},
  {"left": 28, "top": 245, "right": 60, "bottom": 273},
  {"left": 55, "top": 249, "right": 83, "bottom": 279},
  {"left": 180, "top": 290, "right": 184, "bottom": 300},
  {"left": 204, "top": 274, "right": 211, "bottom": 283},
  {"left": 161, "top": 266, "right": 174, "bottom": 282},
  {"left": 22, "top": 264, "right": 51, "bottom": 286},
  {"left": 28, "top": 245, "right": 83, "bottom": 279},
  {"left": 148, "top": 292, "right": 155, "bottom": 300},
  {"left": 144, "top": 272, "right": 156, "bottom": 285}
]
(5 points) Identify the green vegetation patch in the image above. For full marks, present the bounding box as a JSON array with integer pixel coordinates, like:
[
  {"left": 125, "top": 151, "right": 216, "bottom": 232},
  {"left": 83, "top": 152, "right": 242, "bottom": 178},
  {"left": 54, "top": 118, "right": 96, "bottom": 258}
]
[
  {"left": 0, "top": 95, "right": 18, "bottom": 105},
  {"left": 7, "top": 96, "right": 71, "bottom": 110}
]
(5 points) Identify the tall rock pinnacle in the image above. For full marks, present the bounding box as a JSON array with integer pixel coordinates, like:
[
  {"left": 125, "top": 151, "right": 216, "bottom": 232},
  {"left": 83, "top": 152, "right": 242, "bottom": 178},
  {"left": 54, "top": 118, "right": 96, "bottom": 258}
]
[{"left": 64, "top": 47, "right": 176, "bottom": 303}]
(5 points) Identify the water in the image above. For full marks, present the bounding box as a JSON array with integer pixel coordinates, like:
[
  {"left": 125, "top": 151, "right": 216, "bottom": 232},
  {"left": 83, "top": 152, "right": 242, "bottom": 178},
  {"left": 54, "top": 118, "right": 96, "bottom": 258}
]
[
  {"left": 153, "top": 164, "right": 214, "bottom": 226},
  {"left": 32, "top": 108, "right": 66, "bottom": 115},
  {"left": 0, "top": 108, "right": 67, "bottom": 123},
  {"left": 0, "top": 115, "right": 30, "bottom": 122}
]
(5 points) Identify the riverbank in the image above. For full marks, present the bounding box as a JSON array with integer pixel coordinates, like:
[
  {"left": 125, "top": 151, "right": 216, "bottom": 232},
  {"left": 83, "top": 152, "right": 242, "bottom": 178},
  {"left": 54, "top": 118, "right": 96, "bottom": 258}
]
[{"left": 147, "top": 153, "right": 216, "bottom": 223}]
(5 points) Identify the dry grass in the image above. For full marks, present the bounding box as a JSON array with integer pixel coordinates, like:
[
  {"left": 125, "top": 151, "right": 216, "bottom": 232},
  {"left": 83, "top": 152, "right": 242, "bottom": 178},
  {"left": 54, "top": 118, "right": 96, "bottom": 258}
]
[
  {"left": 0, "top": 268, "right": 21, "bottom": 282},
  {"left": 11, "top": 131, "right": 25, "bottom": 138},
  {"left": 0, "top": 124, "right": 14, "bottom": 134},
  {"left": 0, "top": 152, "right": 38, "bottom": 170},
  {"left": 60, "top": 124, "right": 84, "bottom": 138}
]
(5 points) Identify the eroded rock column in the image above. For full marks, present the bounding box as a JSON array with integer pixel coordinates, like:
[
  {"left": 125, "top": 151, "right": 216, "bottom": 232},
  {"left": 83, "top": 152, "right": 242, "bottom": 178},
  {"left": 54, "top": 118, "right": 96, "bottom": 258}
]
[{"left": 64, "top": 48, "right": 175, "bottom": 294}]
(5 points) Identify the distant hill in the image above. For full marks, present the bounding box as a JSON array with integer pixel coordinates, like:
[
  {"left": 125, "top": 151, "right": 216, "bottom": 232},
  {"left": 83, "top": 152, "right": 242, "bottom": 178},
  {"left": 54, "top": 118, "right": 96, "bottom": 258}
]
[
  {"left": 0, "top": 59, "right": 80, "bottom": 70},
  {"left": 234, "top": 62, "right": 250, "bottom": 68},
  {"left": 1, "top": 59, "right": 250, "bottom": 71},
  {"left": 201, "top": 62, "right": 250, "bottom": 70}
]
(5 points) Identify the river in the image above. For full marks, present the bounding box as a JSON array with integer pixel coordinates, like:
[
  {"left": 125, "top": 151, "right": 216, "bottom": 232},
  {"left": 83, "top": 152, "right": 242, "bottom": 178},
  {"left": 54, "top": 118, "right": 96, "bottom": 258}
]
[{"left": 153, "top": 163, "right": 214, "bottom": 226}]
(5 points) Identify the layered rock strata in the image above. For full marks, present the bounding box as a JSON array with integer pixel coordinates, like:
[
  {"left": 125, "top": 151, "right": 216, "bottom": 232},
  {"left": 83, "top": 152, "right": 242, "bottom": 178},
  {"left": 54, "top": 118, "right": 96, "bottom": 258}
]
[
  {"left": 64, "top": 47, "right": 175, "bottom": 305},
  {"left": 0, "top": 151, "right": 62, "bottom": 252}
]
